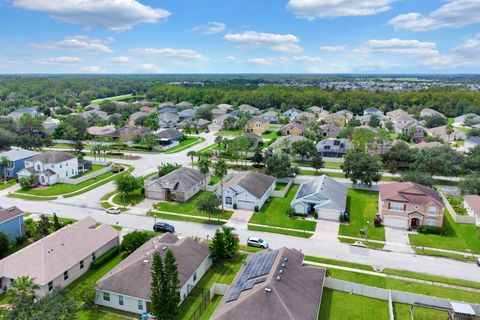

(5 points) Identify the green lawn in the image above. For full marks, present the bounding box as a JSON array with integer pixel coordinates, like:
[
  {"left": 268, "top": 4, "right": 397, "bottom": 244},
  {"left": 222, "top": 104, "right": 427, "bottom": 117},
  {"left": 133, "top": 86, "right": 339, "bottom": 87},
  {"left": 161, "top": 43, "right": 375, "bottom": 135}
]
[
  {"left": 249, "top": 184, "right": 317, "bottom": 231},
  {"left": 394, "top": 303, "right": 448, "bottom": 320},
  {"left": 0, "top": 179, "right": 16, "bottom": 190},
  {"left": 112, "top": 188, "right": 145, "bottom": 206},
  {"left": 339, "top": 189, "right": 385, "bottom": 241},
  {"left": 175, "top": 254, "right": 246, "bottom": 320},
  {"left": 91, "top": 93, "right": 135, "bottom": 104},
  {"left": 71, "top": 164, "right": 106, "bottom": 179},
  {"left": 148, "top": 211, "right": 226, "bottom": 225},
  {"left": 318, "top": 289, "right": 389, "bottom": 320},
  {"left": 409, "top": 209, "right": 480, "bottom": 253},
  {"left": 8, "top": 193, "right": 57, "bottom": 200},
  {"left": 198, "top": 295, "right": 222, "bottom": 320},
  {"left": 152, "top": 191, "right": 233, "bottom": 219},
  {"left": 164, "top": 136, "right": 203, "bottom": 154},
  {"left": 338, "top": 237, "right": 385, "bottom": 249},
  {"left": 215, "top": 130, "right": 243, "bottom": 137},
  {"left": 248, "top": 224, "right": 313, "bottom": 238},
  {"left": 261, "top": 131, "right": 279, "bottom": 139},
  {"left": 208, "top": 175, "right": 221, "bottom": 186},
  {"left": 274, "top": 182, "right": 288, "bottom": 191}
]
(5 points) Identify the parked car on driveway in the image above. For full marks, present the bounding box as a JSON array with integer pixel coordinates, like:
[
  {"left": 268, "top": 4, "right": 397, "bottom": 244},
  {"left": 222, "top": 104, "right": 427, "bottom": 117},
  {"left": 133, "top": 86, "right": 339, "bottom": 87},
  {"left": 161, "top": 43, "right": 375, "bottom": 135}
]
[
  {"left": 247, "top": 237, "right": 269, "bottom": 249},
  {"left": 106, "top": 207, "right": 120, "bottom": 214},
  {"left": 153, "top": 222, "right": 175, "bottom": 233}
]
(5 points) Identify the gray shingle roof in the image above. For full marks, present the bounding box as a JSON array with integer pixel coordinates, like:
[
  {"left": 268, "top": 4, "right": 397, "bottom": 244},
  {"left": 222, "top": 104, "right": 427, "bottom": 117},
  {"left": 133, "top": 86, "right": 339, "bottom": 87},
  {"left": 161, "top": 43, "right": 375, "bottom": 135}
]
[
  {"left": 27, "top": 152, "right": 75, "bottom": 164},
  {"left": 224, "top": 171, "right": 276, "bottom": 199},
  {"left": 0, "top": 148, "right": 39, "bottom": 162},
  {"left": 466, "top": 136, "right": 480, "bottom": 145},
  {"left": 293, "top": 175, "right": 347, "bottom": 211},
  {"left": 155, "top": 128, "right": 183, "bottom": 140},
  {"left": 96, "top": 234, "right": 210, "bottom": 301},
  {"left": 146, "top": 167, "right": 206, "bottom": 192}
]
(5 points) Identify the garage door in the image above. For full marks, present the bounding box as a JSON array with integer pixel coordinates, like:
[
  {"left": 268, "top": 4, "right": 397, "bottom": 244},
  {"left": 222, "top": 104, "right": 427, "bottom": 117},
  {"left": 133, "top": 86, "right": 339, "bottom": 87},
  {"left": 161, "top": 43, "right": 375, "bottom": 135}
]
[
  {"left": 317, "top": 209, "right": 340, "bottom": 221},
  {"left": 237, "top": 200, "right": 255, "bottom": 210},
  {"left": 384, "top": 217, "right": 408, "bottom": 229},
  {"left": 145, "top": 190, "right": 165, "bottom": 200}
]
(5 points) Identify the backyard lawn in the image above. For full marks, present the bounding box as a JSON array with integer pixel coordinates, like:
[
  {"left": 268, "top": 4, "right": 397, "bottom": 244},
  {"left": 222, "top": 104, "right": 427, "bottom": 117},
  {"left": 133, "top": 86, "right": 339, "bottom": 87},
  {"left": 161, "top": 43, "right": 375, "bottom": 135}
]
[
  {"left": 249, "top": 185, "right": 317, "bottom": 232},
  {"left": 318, "top": 289, "right": 389, "bottom": 320},
  {"left": 394, "top": 303, "right": 448, "bottom": 320},
  {"left": 274, "top": 182, "right": 288, "bottom": 191},
  {"left": 164, "top": 136, "right": 203, "bottom": 154},
  {"left": 339, "top": 189, "right": 385, "bottom": 241},
  {"left": 71, "top": 164, "right": 106, "bottom": 179},
  {"left": 261, "top": 131, "right": 280, "bottom": 139},
  {"left": 152, "top": 191, "right": 233, "bottom": 219},
  {"left": 409, "top": 209, "right": 480, "bottom": 254}
]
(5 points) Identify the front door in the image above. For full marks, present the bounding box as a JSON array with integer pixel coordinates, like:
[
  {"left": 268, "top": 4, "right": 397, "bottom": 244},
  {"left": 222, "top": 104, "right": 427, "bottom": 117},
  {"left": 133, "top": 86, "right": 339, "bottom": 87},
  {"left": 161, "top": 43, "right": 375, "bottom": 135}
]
[{"left": 411, "top": 218, "right": 419, "bottom": 228}]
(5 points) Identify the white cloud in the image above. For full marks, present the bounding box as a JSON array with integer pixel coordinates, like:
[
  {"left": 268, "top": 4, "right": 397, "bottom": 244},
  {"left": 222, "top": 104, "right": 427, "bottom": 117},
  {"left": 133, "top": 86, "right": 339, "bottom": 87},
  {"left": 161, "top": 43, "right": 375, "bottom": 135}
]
[
  {"left": 223, "top": 31, "right": 302, "bottom": 52},
  {"left": 111, "top": 56, "right": 132, "bottom": 64},
  {"left": 225, "top": 55, "right": 237, "bottom": 61},
  {"left": 423, "top": 34, "right": 480, "bottom": 68},
  {"left": 31, "top": 35, "right": 112, "bottom": 53},
  {"left": 131, "top": 48, "right": 207, "bottom": 61},
  {"left": 357, "top": 38, "right": 439, "bottom": 56},
  {"left": 287, "top": 0, "right": 394, "bottom": 19},
  {"left": 80, "top": 65, "right": 104, "bottom": 73},
  {"left": 389, "top": 0, "right": 480, "bottom": 31},
  {"left": 192, "top": 22, "right": 226, "bottom": 35},
  {"left": 33, "top": 56, "right": 84, "bottom": 65},
  {"left": 133, "top": 63, "right": 161, "bottom": 73},
  {"left": 306, "top": 62, "right": 352, "bottom": 73},
  {"left": 319, "top": 45, "right": 347, "bottom": 52},
  {"left": 293, "top": 55, "right": 323, "bottom": 62},
  {"left": 245, "top": 57, "right": 289, "bottom": 65},
  {"left": 12, "top": 0, "right": 170, "bottom": 31}
]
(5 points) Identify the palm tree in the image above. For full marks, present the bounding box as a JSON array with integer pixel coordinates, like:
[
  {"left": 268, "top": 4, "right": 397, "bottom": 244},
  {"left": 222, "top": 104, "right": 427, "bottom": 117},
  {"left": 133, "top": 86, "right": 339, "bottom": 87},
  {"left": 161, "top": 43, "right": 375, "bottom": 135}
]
[
  {"left": 215, "top": 136, "right": 224, "bottom": 153},
  {"left": 8, "top": 275, "right": 40, "bottom": 303},
  {"left": 214, "top": 160, "right": 227, "bottom": 214},
  {"left": 186, "top": 150, "right": 197, "bottom": 168},
  {"left": 446, "top": 123, "right": 454, "bottom": 144},
  {"left": 198, "top": 156, "right": 210, "bottom": 190}
]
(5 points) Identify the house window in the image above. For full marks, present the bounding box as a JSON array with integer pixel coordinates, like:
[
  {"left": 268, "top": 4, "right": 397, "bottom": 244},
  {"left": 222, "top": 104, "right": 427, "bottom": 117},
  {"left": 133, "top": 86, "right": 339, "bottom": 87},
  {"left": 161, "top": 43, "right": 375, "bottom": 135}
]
[
  {"left": 428, "top": 207, "right": 436, "bottom": 214},
  {"left": 60, "top": 165, "right": 62, "bottom": 168},
  {"left": 119, "top": 295, "right": 124, "bottom": 306},
  {"left": 324, "top": 146, "right": 331, "bottom": 150},
  {"left": 193, "top": 272, "right": 197, "bottom": 281},
  {"left": 80, "top": 260, "right": 84, "bottom": 269},
  {"left": 92, "top": 252, "right": 96, "bottom": 260},
  {"left": 390, "top": 202, "right": 405, "bottom": 211},
  {"left": 226, "top": 197, "right": 233, "bottom": 205},
  {"left": 63, "top": 271, "right": 69, "bottom": 281},
  {"left": 333, "top": 140, "right": 340, "bottom": 146},
  {"left": 138, "top": 300, "right": 143, "bottom": 310},
  {"left": 103, "top": 292, "right": 110, "bottom": 301},
  {"left": 48, "top": 281, "right": 53, "bottom": 291},
  {"left": 425, "top": 220, "right": 437, "bottom": 227},
  {"left": 66, "top": 162, "right": 68, "bottom": 166}
]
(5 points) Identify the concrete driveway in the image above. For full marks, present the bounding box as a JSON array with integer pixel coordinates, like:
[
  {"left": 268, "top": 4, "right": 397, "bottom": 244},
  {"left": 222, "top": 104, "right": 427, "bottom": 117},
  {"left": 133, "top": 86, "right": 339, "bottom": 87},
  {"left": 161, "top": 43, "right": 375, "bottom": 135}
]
[
  {"left": 384, "top": 227, "right": 415, "bottom": 253},
  {"left": 227, "top": 209, "right": 254, "bottom": 230},
  {"left": 312, "top": 219, "right": 340, "bottom": 242}
]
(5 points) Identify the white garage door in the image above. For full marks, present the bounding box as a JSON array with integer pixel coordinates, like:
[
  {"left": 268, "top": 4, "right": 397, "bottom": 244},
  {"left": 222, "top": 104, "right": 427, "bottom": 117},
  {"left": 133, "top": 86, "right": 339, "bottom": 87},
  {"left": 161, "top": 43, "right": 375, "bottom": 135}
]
[
  {"left": 237, "top": 200, "right": 255, "bottom": 210},
  {"left": 384, "top": 217, "right": 408, "bottom": 229},
  {"left": 317, "top": 209, "right": 340, "bottom": 221}
]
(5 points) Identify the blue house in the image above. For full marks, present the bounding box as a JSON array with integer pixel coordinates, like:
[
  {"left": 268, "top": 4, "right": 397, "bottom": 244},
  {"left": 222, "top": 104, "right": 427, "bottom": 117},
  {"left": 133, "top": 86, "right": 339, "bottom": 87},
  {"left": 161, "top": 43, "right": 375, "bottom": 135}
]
[
  {"left": 363, "top": 107, "right": 384, "bottom": 118},
  {"left": 283, "top": 108, "right": 302, "bottom": 119},
  {"left": 0, "top": 206, "right": 25, "bottom": 240},
  {"left": 0, "top": 148, "right": 39, "bottom": 179}
]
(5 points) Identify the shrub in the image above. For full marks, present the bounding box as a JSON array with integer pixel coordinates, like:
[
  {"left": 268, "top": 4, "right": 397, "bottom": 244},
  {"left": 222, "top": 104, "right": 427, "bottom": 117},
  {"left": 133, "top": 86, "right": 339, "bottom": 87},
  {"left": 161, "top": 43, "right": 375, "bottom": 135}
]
[
  {"left": 313, "top": 211, "right": 318, "bottom": 219},
  {"left": 16, "top": 236, "right": 27, "bottom": 245},
  {"left": 254, "top": 206, "right": 259, "bottom": 212},
  {"left": 233, "top": 203, "right": 237, "bottom": 209},
  {"left": 417, "top": 226, "right": 446, "bottom": 235},
  {"left": 120, "top": 231, "right": 154, "bottom": 257},
  {"left": 19, "top": 177, "right": 31, "bottom": 190},
  {"left": 111, "top": 164, "right": 124, "bottom": 173},
  {"left": 339, "top": 213, "right": 345, "bottom": 222},
  {"left": 287, "top": 208, "right": 295, "bottom": 217},
  {"left": 90, "top": 246, "right": 119, "bottom": 270}
]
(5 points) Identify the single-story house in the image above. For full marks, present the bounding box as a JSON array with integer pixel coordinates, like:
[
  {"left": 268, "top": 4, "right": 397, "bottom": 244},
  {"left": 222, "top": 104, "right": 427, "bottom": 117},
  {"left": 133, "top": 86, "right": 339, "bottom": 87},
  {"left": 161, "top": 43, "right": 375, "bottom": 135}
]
[
  {"left": 178, "top": 119, "right": 211, "bottom": 131},
  {"left": 298, "top": 111, "right": 316, "bottom": 122},
  {"left": 239, "top": 104, "right": 260, "bottom": 114},
  {"left": 7, "top": 106, "right": 41, "bottom": 121},
  {"left": 413, "top": 141, "right": 444, "bottom": 150},
  {"left": 176, "top": 101, "right": 193, "bottom": 108},
  {"left": 145, "top": 167, "right": 208, "bottom": 202},
  {"left": 386, "top": 109, "right": 410, "bottom": 120},
  {"left": 259, "top": 111, "right": 279, "bottom": 123},
  {"left": 420, "top": 108, "right": 446, "bottom": 119},
  {"left": 96, "top": 233, "right": 211, "bottom": 314},
  {"left": 17, "top": 152, "right": 79, "bottom": 186},
  {"left": 280, "top": 122, "right": 308, "bottom": 136},
  {"left": 210, "top": 114, "right": 234, "bottom": 131},
  {"left": 0, "top": 217, "right": 119, "bottom": 296},
  {"left": 178, "top": 108, "right": 196, "bottom": 120},
  {"left": 217, "top": 103, "right": 233, "bottom": 112},
  {"left": 158, "top": 101, "right": 175, "bottom": 108},
  {"left": 158, "top": 113, "right": 179, "bottom": 127},
  {"left": 0, "top": 148, "right": 39, "bottom": 179},
  {"left": 245, "top": 117, "right": 270, "bottom": 135},
  {"left": 80, "top": 109, "right": 109, "bottom": 120},
  {"left": 319, "top": 123, "right": 341, "bottom": 138},
  {"left": 154, "top": 128, "right": 184, "bottom": 146},
  {"left": 42, "top": 117, "right": 60, "bottom": 135},
  {"left": 464, "top": 136, "right": 480, "bottom": 152},
  {"left": 268, "top": 135, "right": 307, "bottom": 152},
  {"left": 379, "top": 182, "right": 445, "bottom": 229},
  {"left": 310, "top": 106, "right": 329, "bottom": 119},
  {"left": 463, "top": 195, "right": 480, "bottom": 225},
  {"left": 426, "top": 125, "right": 466, "bottom": 143},
  {"left": 453, "top": 113, "right": 480, "bottom": 127},
  {"left": 211, "top": 108, "right": 227, "bottom": 120},
  {"left": 211, "top": 248, "right": 325, "bottom": 320},
  {"left": 316, "top": 138, "right": 350, "bottom": 157},
  {"left": 363, "top": 107, "right": 383, "bottom": 118},
  {"left": 234, "top": 133, "right": 263, "bottom": 149},
  {"left": 291, "top": 175, "right": 347, "bottom": 221},
  {"left": 128, "top": 111, "right": 150, "bottom": 127},
  {"left": 158, "top": 107, "right": 178, "bottom": 114},
  {"left": 324, "top": 112, "right": 348, "bottom": 127},
  {"left": 106, "top": 126, "right": 151, "bottom": 142},
  {"left": 87, "top": 125, "right": 117, "bottom": 138},
  {"left": 0, "top": 206, "right": 25, "bottom": 240},
  {"left": 139, "top": 106, "right": 156, "bottom": 114},
  {"left": 219, "top": 171, "right": 276, "bottom": 211},
  {"left": 283, "top": 108, "right": 303, "bottom": 119}
]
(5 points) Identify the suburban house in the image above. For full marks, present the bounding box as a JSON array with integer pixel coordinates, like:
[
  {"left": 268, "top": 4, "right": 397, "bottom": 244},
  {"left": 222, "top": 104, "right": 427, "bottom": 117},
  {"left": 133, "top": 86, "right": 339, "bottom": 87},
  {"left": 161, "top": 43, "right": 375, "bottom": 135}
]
[
  {"left": 465, "top": 136, "right": 480, "bottom": 152},
  {"left": 379, "top": 182, "right": 445, "bottom": 229},
  {"left": 0, "top": 148, "right": 39, "bottom": 179},
  {"left": 259, "top": 111, "right": 279, "bottom": 123},
  {"left": 453, "top": 113, "right": 480, "bottom": 127},
  {"left": 17, "top": 152, "right": 79, "bottom": 186},
  {"left": 0, "top": 206, "right": 25, "bottom": 240},
  {"left": 386, "top": 109, "right": 410, "bottom": 120},
  {"left": 219, "top": 171, "right": 276, "bottom": 211},
  {"left": 211, "top": 108, "right": 227, "bottom": 119},
  {"left": 139, "top": 106, "right": 156, "bottom": 114},
  {"left": 420, "top": 108, "right": 446, "bottom": 119},
  {"left": 0, "top": 217, "right": 119, "bottom": 296},
  {"left": 96, "top": 233, "right": 211, "bottom": 314},
  {"left": 154, "top": 128, "right": 184, "bottom": 146},
  {"left": 280, "top": 121, "right": 308, "bottom": 136},
  {"left": 211, "top": 248, "right": 325, "bottom": 320},
  {"left": 414, "top": 141, "right": 444, "bottom": 150},
  {"left": 158, "top": 113, "right": 179, "bottom": 128},
  {"left": 269, "top": 135, "right": 307, "bottom": 152},
  {"left": 391, "top": 113, "right": 418, "bottom": 134},
  {"left": 310, "top": 106, "right": 329, "bottom": 119},
  {"left": 239, "top": 104, "right": 260, "bottom": 114},
  {"left": 128, "top": 111, "right": 150, "bottom": 127},
  {"left": 7, "top": 106, "right": 41, "bottom": 121},
  {"left": 283, "top": 108, "right": 302, "bottom": 119},
  {"left": 319, "top": 123, "right": 341, "bottom": 138},
  {"left": 158, "top": 101, "right": 175, "bottom": 108},
  {"left": 463, "top": 195, "right": 480, "bottom": 225},
  {"left": 324, "top": 112, "right": 348, "bottom": 127},
  {"left": 178, "top": 119, "right": 211, "bottom": 131},
  {"left": 363, "top": 107, "right": 383, "bottom": 118},
  {"left": 87, "top": 125, "right": 117, "bottom": 138},
  {"left": 234, "top": 133, "right": 263, "bottom": 149},
  {"left": 106, "top": 126, "right": 151, "bottom": 142},
  {"left": 158, "top": 107, "right": 178, "bottom": 114},
  {"left": 244, "top": 117, "right": 270, "bottom": 135},
  {"left": 80, "top": 109, "right": 108, "bottom": 120},
  {"left": 217, "top": 103, "right": 233, "bottom": 112},
  {"left": 426, "top": 125, "right": 466, "bottom": 143},
  {"left": 42, "top": 117, "right": 60, "bottom": 135},
  {"left": 176, "top": 101, "right": 193, "bottom": 108},
  {"left": 291, "top": 175, "right": 347, "bottom": 221},
  {"left": 210, "top": 114, "right": 234, "bottom": 131},
  {"left": 178, "top": 108, "right": 196, "bottom": 120},
  {"left": 298, "top": 111, "right": 316, "bottom": 122},
  {"left": 145, "top": 167, "right": 208, "bottom": 202},
  {"left": 316, "top": 138, "right": 350, "bottom": 157}
]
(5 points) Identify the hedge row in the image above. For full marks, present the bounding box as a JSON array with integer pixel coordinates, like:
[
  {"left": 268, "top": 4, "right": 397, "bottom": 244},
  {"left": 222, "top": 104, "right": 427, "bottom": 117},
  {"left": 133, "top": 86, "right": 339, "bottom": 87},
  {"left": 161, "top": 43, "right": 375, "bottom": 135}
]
[{"left": 90, "top": 246, "right": 119, "bottom": 270}]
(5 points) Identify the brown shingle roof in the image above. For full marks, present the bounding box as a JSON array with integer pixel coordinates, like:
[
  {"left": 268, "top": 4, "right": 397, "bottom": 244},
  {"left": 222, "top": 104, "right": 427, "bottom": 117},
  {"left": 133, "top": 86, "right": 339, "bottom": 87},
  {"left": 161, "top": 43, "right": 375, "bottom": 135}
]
[
  {"left": 0, "top": 206, "right": 24, "bottom": 224},
  {"left": 380, "top": 182, "right": 443, "bottom": 207}
]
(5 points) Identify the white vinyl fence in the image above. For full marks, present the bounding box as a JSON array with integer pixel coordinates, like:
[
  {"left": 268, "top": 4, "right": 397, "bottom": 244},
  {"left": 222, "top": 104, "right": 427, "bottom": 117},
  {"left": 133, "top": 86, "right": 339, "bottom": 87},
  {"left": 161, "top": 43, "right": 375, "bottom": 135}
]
[
  {"left": 440, "top": 192, "right": 476, "bottom": 224},
  {"left": 209, "top": 283, "right": 229, "bottom": 300},
  {"left": 206, "top": 173, "right": 233, "bottom": 192},
  {"left": 271, "top": 178, "right": 294, "bottom": 197},
  {"left": 57, "top": 162, "right": 111, "bottom": 185}
]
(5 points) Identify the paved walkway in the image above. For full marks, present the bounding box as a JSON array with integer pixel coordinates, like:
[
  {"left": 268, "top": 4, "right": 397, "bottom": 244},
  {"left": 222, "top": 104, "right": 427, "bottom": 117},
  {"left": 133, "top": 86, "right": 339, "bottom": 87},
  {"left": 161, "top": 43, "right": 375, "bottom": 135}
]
[
  {"left": 384, "top": 227, "right": 415, "bottom": 253},
  {"left": 312, "top": 219, "right": 340, "bottom": 242}
]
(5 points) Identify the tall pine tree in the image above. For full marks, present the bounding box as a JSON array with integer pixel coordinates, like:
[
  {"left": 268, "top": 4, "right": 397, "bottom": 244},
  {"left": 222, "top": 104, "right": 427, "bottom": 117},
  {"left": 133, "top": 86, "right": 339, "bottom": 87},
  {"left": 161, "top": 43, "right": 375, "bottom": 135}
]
[
  {"left": 150, "top": 252, "right": 165, "bottom": 318},
  {"left": 164, "top": 249, "right": 180, "bottom": 319}
]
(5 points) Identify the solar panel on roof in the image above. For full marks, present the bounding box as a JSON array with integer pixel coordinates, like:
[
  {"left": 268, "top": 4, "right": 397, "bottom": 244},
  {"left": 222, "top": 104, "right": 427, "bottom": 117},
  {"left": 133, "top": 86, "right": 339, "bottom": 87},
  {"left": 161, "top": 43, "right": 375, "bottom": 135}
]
[{"left": 226, "top": 251, "right": 278, "bottom": 302}]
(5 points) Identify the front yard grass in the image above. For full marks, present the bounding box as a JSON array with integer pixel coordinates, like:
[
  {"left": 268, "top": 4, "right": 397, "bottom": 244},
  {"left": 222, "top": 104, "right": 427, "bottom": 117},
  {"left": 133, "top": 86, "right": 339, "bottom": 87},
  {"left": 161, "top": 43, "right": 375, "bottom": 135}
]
[
  {"left": 153, "top": 191, "right": 233, "bottom": 219},
  {"left": 339, "top": 189, "right": 385, "bottom": 241},
  {"left": 249, "top": 184, "right": 317, "bottom": 232},
  {"left": 148, "top": 211, "right": 226, "bottom": 225},
  {"left": 164, "top": 136, "right": 203, "bottom": 154},
  {"left": 261, "top": 131, "right": 279, "bottom": 139},
  {"left": 247, "top": 224, "right": 313, "bottom": 238},
  {"left": 71, "top": 164, "right": 106, "bottom": 179},
  {"left": 318, "top": 288, "right": 389, "bottom": 320},
  {"left": 215, "top": 130, "right": 243, "bottom": 137},
  {"left": 112, "top": 188, "right": 145, "bottom": 206},
  {"left": 0, "top": 179, "right": 16, "bottom": 190},
  {"left": 409, "top": 209, "right": 480, "bottom": 253}
]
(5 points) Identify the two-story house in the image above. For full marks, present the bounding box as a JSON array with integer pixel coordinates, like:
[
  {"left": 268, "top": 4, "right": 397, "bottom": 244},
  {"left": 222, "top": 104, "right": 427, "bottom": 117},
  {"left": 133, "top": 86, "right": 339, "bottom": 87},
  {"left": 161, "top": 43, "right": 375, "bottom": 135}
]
[
  {"left": 17, "top": 152, "right": 79, "bottom": 186},
  {"left": 158, "top": 112, "right": 179, "bottom": 128},
  {"left": 259, "top": 111, "right": 279, "bottom": 123},
  {"left": 0, "top": 148, "right": 39, "bottom": 179},
  {"left": 280, "top": 121, "right": 308, "bottom": 136},
  {"left": 316, "top": 138, "right": 350, "bottom": 157},
  {"left": 283, "top": 108, "right": 302, "bottom": 119},
  {"left": 244, "top": 117, "right": 270, "bottom": 135},
  {"left": 379, "top": 182, "right": 445, "bottom": 229},
  {"left": 0, "top": 206, "right": 25, "bottom": 240}
]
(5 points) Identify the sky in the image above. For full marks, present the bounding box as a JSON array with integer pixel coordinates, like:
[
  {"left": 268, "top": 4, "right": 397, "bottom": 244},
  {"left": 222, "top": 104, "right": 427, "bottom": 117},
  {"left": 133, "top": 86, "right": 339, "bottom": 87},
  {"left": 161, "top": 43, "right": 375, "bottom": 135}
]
[{"left": 0, "top": 0, "right": 479, "bottom": 74}]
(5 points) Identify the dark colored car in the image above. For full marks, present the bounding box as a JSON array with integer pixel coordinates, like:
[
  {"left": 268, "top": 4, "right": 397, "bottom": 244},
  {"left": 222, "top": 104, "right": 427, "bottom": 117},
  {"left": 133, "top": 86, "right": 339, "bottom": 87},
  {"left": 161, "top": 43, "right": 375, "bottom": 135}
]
[{"left": 153, "top": 222, "right": 175, "bottom": 233}]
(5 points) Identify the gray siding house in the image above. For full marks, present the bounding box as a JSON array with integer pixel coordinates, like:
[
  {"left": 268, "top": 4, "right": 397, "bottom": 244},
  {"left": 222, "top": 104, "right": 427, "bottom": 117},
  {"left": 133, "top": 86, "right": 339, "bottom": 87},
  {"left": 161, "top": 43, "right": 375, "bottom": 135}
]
[{"left": 316, "top": 138, "right": 350, "bottom": 157}]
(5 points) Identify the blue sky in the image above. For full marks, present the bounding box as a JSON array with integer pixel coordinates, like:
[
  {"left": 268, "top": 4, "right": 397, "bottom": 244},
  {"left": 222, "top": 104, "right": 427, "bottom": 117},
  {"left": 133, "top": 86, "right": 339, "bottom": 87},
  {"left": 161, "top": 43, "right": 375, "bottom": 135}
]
[{"left": 0, "top": 0, "right": 479, "bottom": 74}]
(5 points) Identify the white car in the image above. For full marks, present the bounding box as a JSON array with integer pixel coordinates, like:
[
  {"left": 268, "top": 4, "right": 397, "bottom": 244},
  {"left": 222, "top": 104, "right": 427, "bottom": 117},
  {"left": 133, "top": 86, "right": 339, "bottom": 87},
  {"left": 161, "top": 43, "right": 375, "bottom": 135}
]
[
  {"left": 106, "top": 207, "right": 121, "bottom": 215},
  {"left": 247, "top": 237, "right": 269, "bottom": 249}
]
